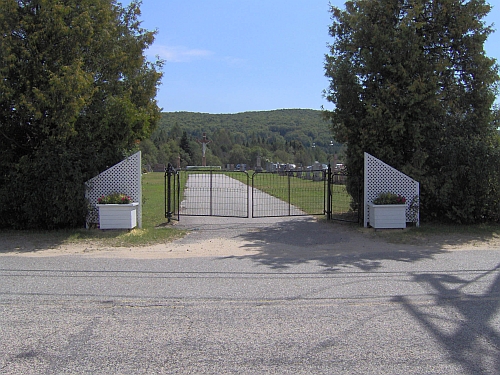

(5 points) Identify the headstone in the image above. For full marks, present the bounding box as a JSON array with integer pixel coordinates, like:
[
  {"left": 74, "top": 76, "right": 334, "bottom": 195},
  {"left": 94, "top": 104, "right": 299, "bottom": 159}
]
[
  {"left": 313, "top": 161, "right": 322, "bottom": 181},
  {"left": 153, "top": 163, "right": 166, "bottom": 172},
  {"left": 256, "top": 156, "right": 262, "bottom": 172}
]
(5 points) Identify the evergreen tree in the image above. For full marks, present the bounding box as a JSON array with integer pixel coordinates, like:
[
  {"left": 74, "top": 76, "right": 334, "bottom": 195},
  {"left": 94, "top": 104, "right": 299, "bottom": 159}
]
[
  {"left": 180, "top": 131, "right": 189, "bottom": 153},
  {"left": 324, "top": 0, "right": 499, "bottom": 223},
  {"left": 0, "top": 0, "right": 162, "bottom": 228}
]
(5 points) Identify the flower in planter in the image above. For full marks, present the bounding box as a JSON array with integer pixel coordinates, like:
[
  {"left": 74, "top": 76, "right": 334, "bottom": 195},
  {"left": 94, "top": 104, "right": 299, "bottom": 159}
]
[
  {"left": 373, "top": 192, "right": 406, "bottom": 205},
  {"left": 97, "top": 192, "right": 133, "bottom": 204}
]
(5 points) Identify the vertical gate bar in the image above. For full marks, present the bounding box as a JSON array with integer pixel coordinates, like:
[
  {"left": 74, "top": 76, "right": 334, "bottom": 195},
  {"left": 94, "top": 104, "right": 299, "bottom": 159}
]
[
  {"left": 167, "top": 164, "right": 171, "bottom": 222},
  {"left": 176, "top": 170, "right": 180, "bottom": 221},
  {"left": 165, "top": 163, "right": 173, "bottom": 222},
  {"left": 288, "top": 172, "right": 291, "bottom": 216},
  {"left": 245, "top": 172, "right": 249, "bottom": 218},
  {"left": 163, "top": 169, "right": 168, "bottom": 218},
  {"left": 323, "top": 169, "right": 326, "bottom": 216},
  {"left": 327, "top": 164, "right": 332, "bottom": 220},
  {"left": 251, "top": 172, "right": 255, "bottom": 218},
  {"left": 210, "top": 169, "right": 213, "bottom": 216}
]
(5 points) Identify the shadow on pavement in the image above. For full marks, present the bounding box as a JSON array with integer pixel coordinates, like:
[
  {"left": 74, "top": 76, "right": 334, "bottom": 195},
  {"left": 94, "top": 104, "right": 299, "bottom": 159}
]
[
  {"left": 393, "top": 263, "right": 500, "bottom": 375},
  {"left": 225, "top": 217, "right": 448, "bottom": 271},
  {"left": 226, "top": 217, "right": 500, "bottom": 374}
]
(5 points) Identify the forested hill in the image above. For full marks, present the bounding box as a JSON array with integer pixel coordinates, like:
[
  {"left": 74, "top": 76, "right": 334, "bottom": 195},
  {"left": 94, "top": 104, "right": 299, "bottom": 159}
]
[
  {"left": 158, "top": 109, "right": 332, "bottom": 147},
  {"left": 142, "top": 109, "right": 343, "bottom": 169}
]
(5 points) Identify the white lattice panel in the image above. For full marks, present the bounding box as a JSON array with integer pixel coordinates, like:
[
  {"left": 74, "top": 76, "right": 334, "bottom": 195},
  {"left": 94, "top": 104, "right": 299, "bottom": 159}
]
[
  {"left": 85, "top": 152, "right": 142, "bottom": 228},
  {"left": 364, "top": 153, "right": 419, "bottom": 227}
]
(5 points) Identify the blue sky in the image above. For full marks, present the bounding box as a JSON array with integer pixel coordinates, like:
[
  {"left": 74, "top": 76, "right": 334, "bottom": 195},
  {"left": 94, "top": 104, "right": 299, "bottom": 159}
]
[{"left": 134, "top": 1, "right": 500, "bottom": 114}]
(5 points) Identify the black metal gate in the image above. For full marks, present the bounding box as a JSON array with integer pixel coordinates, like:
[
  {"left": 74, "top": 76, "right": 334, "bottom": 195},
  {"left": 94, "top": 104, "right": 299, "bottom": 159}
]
[
  {"left": 165, "top": 164, "right": 180, "bottom": 222},
  {"left": 327, "top": 168, "right": 360, "bottom": 223},
  {"left": 251, "top": 170, "right": 326, "bottom": 218},
  {"left": 165, "top": 166, "right": 250, "bottom": 220},
  {"left": 165, "top": 164, "right": 359, "bottom": 223}
]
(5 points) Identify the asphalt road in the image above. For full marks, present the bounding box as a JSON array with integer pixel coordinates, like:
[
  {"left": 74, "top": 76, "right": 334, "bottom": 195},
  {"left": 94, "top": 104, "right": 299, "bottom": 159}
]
[
  {"left": 1, "top": 242, "right": 500, "bottom": 374},
  {"left": 1, "top": 173, "right": 499, "bottom": 374}
]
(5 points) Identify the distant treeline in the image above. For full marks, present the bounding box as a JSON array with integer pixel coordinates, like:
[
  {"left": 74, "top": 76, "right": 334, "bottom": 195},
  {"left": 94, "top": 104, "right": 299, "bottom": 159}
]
[{"left": 139, "top": 109, "right": 344, "bottom": 169}]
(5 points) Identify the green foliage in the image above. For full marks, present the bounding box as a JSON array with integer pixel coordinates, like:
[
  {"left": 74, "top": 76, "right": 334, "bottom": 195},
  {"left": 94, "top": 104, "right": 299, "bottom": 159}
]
[
  {"left": 143, "top": 109, "right": 342, "bottom": 168},
  {"left": 0, "top": 0, "right": 162, "bottom": 229},
  {"left": 324, "top": 0, "right": 500, "bottom": 224},
  {"left": 179, "top": 131, "right": 194, "bottom": 165}
]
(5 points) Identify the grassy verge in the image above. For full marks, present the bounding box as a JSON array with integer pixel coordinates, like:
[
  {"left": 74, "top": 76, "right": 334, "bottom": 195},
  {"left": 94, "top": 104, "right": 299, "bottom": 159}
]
[
  {"left": 0, "top": 172, "right": 186, "bottom": 249},
  {"left": 365, "top": 221, "right": 500, "bottom": 247}
]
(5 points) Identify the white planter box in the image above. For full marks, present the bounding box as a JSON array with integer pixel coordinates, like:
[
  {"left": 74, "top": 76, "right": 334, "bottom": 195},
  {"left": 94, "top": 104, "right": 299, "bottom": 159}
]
[
  {"left": 97, "top": 203, "right": 139, "bottom": 229},
  {"left": 368, "top": 203, "right": 406, "bottom": 229}
]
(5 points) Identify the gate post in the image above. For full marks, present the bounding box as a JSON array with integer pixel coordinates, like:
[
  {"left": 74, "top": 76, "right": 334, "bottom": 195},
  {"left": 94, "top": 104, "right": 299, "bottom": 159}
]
[
  {"left": 326, "top": 164, "right": 332, "bottom": 220},
  {"left": 288, "top": 171, "right": 291, "bottom": 216},
  {"left": 165, "top": 163, "right": 175, "bottom": 223}
]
